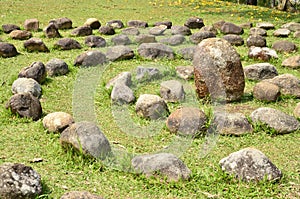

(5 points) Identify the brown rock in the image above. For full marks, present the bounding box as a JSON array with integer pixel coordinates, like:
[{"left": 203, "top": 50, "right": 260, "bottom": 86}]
[
  {"left": 9, "top": 30, "right": 32, "bottom": 40},
  {"left": 253, "top": 81, "right": 280, "bottom": 102},
  {"left": 24, "top": 18, "right": 39, "bottom": 31},
  {"left": 282, "top": 55, "right": 300, "bottom": 69},
  {"left": 43, "top": 112, "right": 74, "bottom": 133},
  {"left": 60, "top": 191, "right": 104, "bottom": 199}
]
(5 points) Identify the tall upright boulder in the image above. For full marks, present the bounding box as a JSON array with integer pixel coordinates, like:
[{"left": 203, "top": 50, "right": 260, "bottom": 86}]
[{"left": 193, "top": 38, "right": 245, "bottom": 102}]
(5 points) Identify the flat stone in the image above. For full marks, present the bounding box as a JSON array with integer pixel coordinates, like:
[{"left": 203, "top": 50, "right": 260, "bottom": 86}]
[
  {"left": 244, "top": 63, "right": 278, "bottom": 81},
  {"left": 137, "top": 43, "right": 174, "bottom": 60},
  {"left": 220, "top": 22, "right": 244, "bottom": 35},
  {"left": 159, "top": 34, "right": 185, "bottom": 46},
  {"left": 131, "top": 153, "right": 191, "bottom": 181},
  {"left": 281, "top": 22, "right": 300, "bottom": 32},
  {"left": 122, "top": 27, "right": 140, "bottom": 35},
  {"left": 111, "top": 34, "right": 131, "bottom": 45},
  {"left": 222, "top": 34, "right": 244, "bottom": 46},
  {"left": 190, "top": 31, "right": 216, "bottom": 44},
  {"left": 248, "top": 46, "right": 278, "bottom": 61},
  {"left": 9, "top": 30, "right": 32, "bottom": 40},
  {"left": 294, "top": 31, "right": 300, "bottom": 38},
  {"left": 171, "top": 25, "right": 191, "bottom": 36},
  {"left": 148, "top": 25, "right": 167, "bottom": 36},
  {"left": 256, "top": 22, "right": 275, "bottom": 30},
  {"left": 98, "top": 25, "right": 115, "bottom": 35},
  {"left": 106, "top": 45, "right": 134, "bottom": 61},
  {"left": 250, "top": 107, "right": 300, "bottom": 134},
  {"left": 106, "top": 19, "right": 124, "bottom": 29},
  {"left": 273, "top": 28, "right": 291, "bottom": 37},
  {"left": 135, "top": 34, "right": 156, "bottom": 44},
  {"left": 272, "top": 40, "right": 297, "bottom": 53},
  {"left": 127, "top": 20, "right": 148, "bottom": 28},
  {"left": 49, "top": 17, "right": 72, "bottom": 29},
  {"left": 154, "top": 21, "right": 172, "bottom": 29},
  {"left": 249, "top": 27, "right": 267, "bottom": 36},
  {"left": 282, "top": 55, "right": 300, "bottom": 69},
  {"left": 2, "top": 24, "right": 20, "bottom": 33}
]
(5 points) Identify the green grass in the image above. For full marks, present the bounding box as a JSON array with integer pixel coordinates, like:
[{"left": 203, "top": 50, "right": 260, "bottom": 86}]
[{"left": 0, "top": 0, "right": 300, "bottom": 198}]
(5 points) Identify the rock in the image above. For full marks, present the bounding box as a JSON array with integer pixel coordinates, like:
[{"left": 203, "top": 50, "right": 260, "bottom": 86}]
[
  {"left": 189, "top": 31, "right": 216, "bottom": 44},
  {"left": 212, "top": 112, "right": 253, "bottom": 135},
  {"left": 281, "top": 22, "right": 300, "bottom": 32},
  {"left": 253, "top": 81, "right": 280, "bottom": 102},
  {"left": 149, "top": 25, "right": 167, "bottom": 36},
  {"left": 45, "top": 58, "right": 69, "bottom": 76},
  {"left": 222, "top": 34, "right": 244, "bottom": 46},
  {"left": 282, "top": 55, "right": 300, "bottom": 69},
  {"left": 135, "top": 34, "right": 156, "bottom": 44},
  {"left": 177, "top": 46, "right": 196, "bottom": 60},
  {"left": 44, "top": 23, "right": 61, "bottom": 38},
  {"left": 0, "top": 163, "right": 42, "bottom": 199},
  {"left": 111, "top": 82, "right": 135, "bottom": 105},
  {"left": 184, "top": 17, "right": 205, "bottom": 29},
  {"left": 256, "top": 22, "right": 275, "bottom": 30},
  {"left": 246, "top": 35, "right": 266, "bottom": 47},
  {"left": 54, "top": 38, "right": 82, "bottom": 50},
  {"left": 24, "top": 38, "right": 49, "bottom": 53},
  {"left": 200, "top": 26, "right": 218, "bottom": 35},
  {"left": 85, "top": 35, "right": 106, "bottom": 48},
  {"left": 294, "top": 31, "right": 300, "bottom": 38},
  {"left": 106, "top": 72, "right": 132, "bottom": 89},
  {"left": 49, "top": 17, "right": 72, "bottom": 29},
  {"left": 219, "top": 148, "right": 282, "bottom": 182},
  {"left": 249, "top": 27, "right": 267, "bottom": 36},
  {"left": 272, "top": 40, "right": 297, "bottom": 53},
  {"left": 137, "top": 43, "right": 174, "bottom": 60},
  {"left": 18, "top": 61, "right": 47, "bottom": 84},
  {"left": 264, "top": 74, "right": 300, "bottom": 97},
  {"left": 60, "top": 191, "right": 104, "bottom": 199},
  {"left": 176, "top": 65, "right": 194, "bottom": 80},
  {"left": 98, "top": 25, "right": 115, "bottom": 35},
  {"left": 273, "top": 28, "right": 291, "bottom": 37},
  {"left": 131, "top": 153, "right": 191, "bottom": 181},
  {"left": 193, "top": 38, "right": 245, "bottom": 102},
  {"left": 0, "top": 42, "right": 19, "bottom": 58},
  {"left": 239, "top": 22, "right": 253, "bottom": 29},
  {"left": 84, "top": 18, "right": 101, "bottom": 29},
  {"left": 74, "top": 50, "right": 107, "bottom": 67},
  {"left": 154, "top": 21, "right": 172, "bottom": 29},
  {"left": 71, "top": 26, "right": 92, "bottom": 36},
  {"left": 171, "top": 25, "right": 192, "bottom": 36},
  {"left": 9, "top": 30, "right": 32, "bottom": 40},
  {"left": 2, "top": 24, "right": 20, "bottom": 33},
  {"left": 122, "top": 27, "right": 140, "bottom": 35},
  {"left": 160, "top": 80, "right": 185, "bottom": 102},
  {"left": 127, "top": 20, "right": 148, "bottom": 28},
  {"left": 111, "top": 34, "right": 131, "bottom": 45},
  {"left": 166, "top": 107, "right": 207, "bottom": 136},
  {"left": 106, "top": 45, "right": 134, "bottom": 61},
  {"left": 293, "top": 102, "right": 300, "bottom": 118},
  {"left": 43, "top": 112, "right": 74, "bottom": 133},
  {"left": 6, "top": 93, "right": 42, "bottom": 121},
  {"left": 220, "top": 22, "right": 244, "bottom": 35},
  {"left": 244, "top": 63, "right": 278, "bottom": 81},
  {"left": 212, "top": 20, "right": 225, "bottom": 31},
  {"left": 136, "top": 66, "right": 161, "bottom": 82},
  {"left": 12, "top": 78, "right": 42, "bottom": 98},
  {"left": 60, "top": 121, "right": 111, "bottom": 159},
  {"left": 106, "top": 19, "right": 124, "bottom": 29},
  {"left": 248, "top": 46, "right": 278, "bottom": 61},
  {"left": 159, "top": 34, "right": 185, "bottom": 46},
  {"left": 24, "top": 18, "right": 39, "bottom": 31},
  {"left": 250, "top": 107, "right": 300, "bottom": 134},
  {"left": 135, "top": 94, "right": 169, "bottom": 120}
]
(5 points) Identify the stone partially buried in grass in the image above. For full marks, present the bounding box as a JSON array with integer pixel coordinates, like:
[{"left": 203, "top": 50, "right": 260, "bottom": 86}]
[
  {"left": 43, "top": 112, "right": 74, "bottom": 133},
  {"left": 131, "top": 153, "right": 191, "bottom": 181},
  {"left": 60, "top": 121, "right": 111, "bottom": 159},
  {"left": 250, "top": 107, "right": 300, "bottom": 134},
  {"left": 0, "top": 163, "right": 42, "bottom": 199},
  {"left": 6, "top": 92, "right": 42, "bottom": 121},
  {"left": 0, "top": 42, "right": 19, "bottom": 58},
  {"left": 220, "top": 148, "right": 282, "bottom": 182}
]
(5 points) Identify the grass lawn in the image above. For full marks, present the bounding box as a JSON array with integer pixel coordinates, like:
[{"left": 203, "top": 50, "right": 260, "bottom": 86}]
[{"left": 0, "top": 0, "right": 300, "bottom": 198}]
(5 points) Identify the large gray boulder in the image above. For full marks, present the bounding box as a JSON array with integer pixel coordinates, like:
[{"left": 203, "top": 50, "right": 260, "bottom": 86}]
[
  {"left": 137, "top": 43, "right": 174, "bottom": 60},
  {"left": 220, "top": 148, "right": 282, "bottom": 182},
  {"left": 60, "top": 122, "right": 111, "bottom": 159},
  {"left": 0, "top": 163, "right": 42, "bottom": 199},
  {"left": 193, "top": 38, "right": 245, "bottom": 102},
  {"left": 166, "top": 107, "right": 207, "bottom": 137},
  {"left": 132, "top": 153, "right": 191, "bottom": 181},
  {"left": 244, "top": 63, "right": 278, "bottom": 81},
  {"left": 250, "top": 107, "right": 300, "bottom": 134},
  {"left": 135, "top": 94, "right": 169, "bottom": 120},
  {"left": 18, "top": 61, "right": 47, "bottom": 84},
  {"left": 12, "top": 78, "right": 42, "bottom": 98},
  {"left": 6, "top": 93, "right": 42, "bottom": 121}
]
